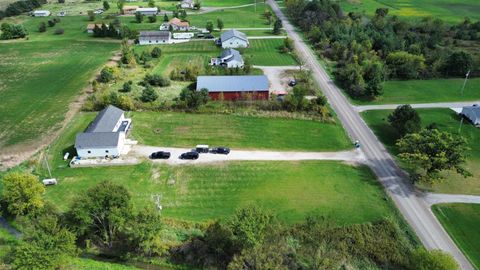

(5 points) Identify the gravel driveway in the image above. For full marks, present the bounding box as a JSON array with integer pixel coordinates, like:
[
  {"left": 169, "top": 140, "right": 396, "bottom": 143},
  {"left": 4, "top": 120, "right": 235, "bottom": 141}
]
[{"left": 131, "top": 145, "right": 364, "bottom": 165}]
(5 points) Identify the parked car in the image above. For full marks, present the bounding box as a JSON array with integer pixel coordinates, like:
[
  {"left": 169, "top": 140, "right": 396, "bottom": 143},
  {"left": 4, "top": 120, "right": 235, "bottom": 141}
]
[
  {"left": 195, "top": 145, "right": 209, "bottom": 153},
  {"left": 150, "top": 151, "right": 171, "bottom": 159},
  {"left": 179, "top": 151, "right": 199, "bottom": 160},
  {"left": 205, "top": 34, "right": 214, "bottom": 39},
  {"left": 210, "top": 147, "right": 230, "bottom": 154}
]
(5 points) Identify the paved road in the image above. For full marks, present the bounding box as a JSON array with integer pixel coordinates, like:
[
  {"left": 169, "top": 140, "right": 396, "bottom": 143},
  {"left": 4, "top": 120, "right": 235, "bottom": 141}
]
[
  {"left": 268, "top": 0, "right": 474, "bottom": 269},
  {"left": 131, "top": 145, "right": 365, "bottom": 165},
  {"left": 425, "top": 193, "right": 480, "bottom": 206},
  {"left": 356, "top": 101, "right": 480, "bottom": 112}
]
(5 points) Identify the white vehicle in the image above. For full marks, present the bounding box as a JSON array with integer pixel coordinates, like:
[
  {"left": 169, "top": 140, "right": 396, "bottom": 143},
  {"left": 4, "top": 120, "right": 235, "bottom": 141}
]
[
  {"left": 42, "top": 178, "right": 57, "bottom": 186},
  {"left": 195, "top": 145, "right": 209, "bottom": 153}
]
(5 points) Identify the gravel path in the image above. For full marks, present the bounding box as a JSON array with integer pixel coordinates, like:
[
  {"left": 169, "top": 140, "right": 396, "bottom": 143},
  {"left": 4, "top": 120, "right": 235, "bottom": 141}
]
[
  {"left": 253, "top": 65, "right": 302, "bottom": 92},
  {"left": 131, "top": 145, "right": 365, "bottom": 165},
  {"left": 355, "top": 101, "right": 480, "bottom": 112},
  {"left": 424, "top": 193, "right": 480, "bottom": 206}
]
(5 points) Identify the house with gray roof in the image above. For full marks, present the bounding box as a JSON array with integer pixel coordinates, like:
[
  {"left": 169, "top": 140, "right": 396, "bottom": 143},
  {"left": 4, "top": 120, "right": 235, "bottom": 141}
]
[
  {"left": 75, "top": 105, "right": 132, "bottom": 158},
  {"left": 461, "top": 104, "right": 480, "bottom": 127},
  {"left": 217, "top": 29, "right": 249, "bottom": 49},
  {"left": 139, "top": 31, "right": 171, "bottom": 45},
  {"left": 210, "top": 49, "right": 244, "bottom": 68},
  {"left": 196, "top": 75, "right": 269, "bottom": 101}
]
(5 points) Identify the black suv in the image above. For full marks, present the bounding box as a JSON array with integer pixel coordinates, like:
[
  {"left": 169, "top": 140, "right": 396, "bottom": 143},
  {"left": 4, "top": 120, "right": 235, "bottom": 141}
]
[
  {"left": 179, "top": 151, "right": 199, "bottom": 160},
  {"left": 149, "top": 151, "right": 171, "bottom": 159},
  {"left": 210, "top": 147, "right": 230, "bottom": 154}
]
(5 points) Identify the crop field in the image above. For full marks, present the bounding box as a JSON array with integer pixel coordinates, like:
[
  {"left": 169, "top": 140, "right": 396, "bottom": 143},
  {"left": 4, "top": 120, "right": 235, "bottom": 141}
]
[
  {"left": 339, "top": 0, "right": 480, "bottom": 23},
  {"left": 433, "top": 203, "right": 480, "bottom": 269},
  {"left": 353, "top": 78, "right": 480, "bottom": 105},
  {"left": 0, "top": 40, "right": 118, "bottom": 150},
  {"left": 362, "top": 108, "right": 480, "bottom": 195},
  {"left": 131, "top": 112, "right": 351, "bottom": 151}
]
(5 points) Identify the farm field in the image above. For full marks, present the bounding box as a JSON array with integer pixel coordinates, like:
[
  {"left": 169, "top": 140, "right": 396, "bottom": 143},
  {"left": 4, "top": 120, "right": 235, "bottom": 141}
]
[
  {"left": 353, "top": 78, "right": 480, "bottom": 105},
  {"left": 361, "top": 108, "right": 480, "bottom": 195},
  {"left": 131, "top": 112, "right": 351, "bottom": 151},
  {"left": 0, "top": 40, "right": 118, "bottom": 151},
  {"left": 432, "top": 203, "right": 480, "bottom": 269},
  {"left": 339, "top": 0, "right": 480, "bottom": 23}
]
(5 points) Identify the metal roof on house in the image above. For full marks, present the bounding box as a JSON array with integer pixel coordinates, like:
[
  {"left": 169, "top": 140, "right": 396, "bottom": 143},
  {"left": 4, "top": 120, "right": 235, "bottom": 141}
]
[
  {"left": 220, "top": 29, "right": 248, "bottom": 42},
  {"left": 75, "top": 132, "right": 120, "bottom": 148},
  {"left": 220, "top": 49, "right": 243, "bottom": 63},
  {"left": 196, "top": 75, "right": 269, "bottom": 92},
  {"left": 86, "top": 105, "right": 124, "bottom": 133},
  {"left": 462, "top": 105, "right": 480, "bottom": 121},
  {"left": 140, "top": 31, "right": 171, "bottom": 39},
  {"left": 136, "top": 7, "right": 158, "bottom": 12}
]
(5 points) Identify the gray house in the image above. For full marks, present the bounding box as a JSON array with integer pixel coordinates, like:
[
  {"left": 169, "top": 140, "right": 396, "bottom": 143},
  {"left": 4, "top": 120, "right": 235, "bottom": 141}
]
[
  {"left": 139, "top": 31, "right": 171, "bottom": 45},
  {"left": 461, "top": 104, "right": 480, "bottom": 127},
  {"left": 210, "top": 49, "right": 244, "bottom": 68},
  {"left": 196, "top": 75, "right": 269, "bottom": 101},
  {"left": 75, "top": 106, "right": 132, "bottom": 158},
  {"left": 217, "top": 29, "right": 249, "bottom": 49}
]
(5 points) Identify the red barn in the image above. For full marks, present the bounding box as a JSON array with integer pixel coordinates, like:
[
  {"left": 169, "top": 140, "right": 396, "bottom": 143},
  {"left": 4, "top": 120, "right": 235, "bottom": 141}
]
[{"left": 196, "top": 75, "right": 270, "bottom": 101}]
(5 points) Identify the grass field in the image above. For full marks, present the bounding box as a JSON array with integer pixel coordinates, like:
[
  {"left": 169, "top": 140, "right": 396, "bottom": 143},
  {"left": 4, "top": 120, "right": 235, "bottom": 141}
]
[
  {"left": 131, "top": 112, "right": 351, "bottom": 151},
  {"left": 339, "top": 0, "right": 480, "bottom": 23},
  {"left": 432, "top": 203, "right": 480, "bottom": 269},
  {"left": 361, "top": 108, "right": 480, "bottom": 195},
  {"left": 0, "top": 40, "right": 118, "bottom": 149},
  {"left": 188, "top": 3, "right": 272, "bottom": 28},
  {"left": 70, "top": 258, "right": 141, "bottom": 270},
  {"left": 353, "top": 78, "right": 480, "bottom": 105},
  {"left": 202, "top": 0, "right": 258, "bottom": 7}
]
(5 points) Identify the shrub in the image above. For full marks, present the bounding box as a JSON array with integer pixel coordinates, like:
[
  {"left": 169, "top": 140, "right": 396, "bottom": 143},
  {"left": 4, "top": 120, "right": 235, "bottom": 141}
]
[
  {"left": 58, "top": 0, "right": 64, "bottom": 3},
  {"left": 47, "top": 19, "right": 55, "bottom": 27},
  {"left": 122, "top": 81, "right": 132, "bottom": 92},
  {"left": 148, "top": 15, "right": 157, "bottom": 23},
  {"left": 0, "top": 22, "right": 27, "bottom": 40},
  {"left": 144, "top": 74, "right": 170, "bottom": 87},
  {"left": 151, "top": 47, "right": 161, "bottom": 58},
  {"left": 141, "top": 85, "right": 158, "bottom": 102},
  {"left": 99, "top": 67, "right": 115, "bottom": 83},
  {"left": 54, "top": 28, "right": 64, "bottom": 35},
  {"left": 38, "top": 21, "right": 46, "bottom": 32}
]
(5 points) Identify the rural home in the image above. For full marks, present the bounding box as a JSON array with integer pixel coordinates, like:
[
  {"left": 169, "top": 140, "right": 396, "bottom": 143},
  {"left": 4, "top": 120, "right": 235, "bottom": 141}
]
[
  {"left": 122, "top": 5, "right": 138, "bottom": 14},
  {"left": 74, "top": 106, "right": 132, "bottom": 159},
  {"left": 461, "top": 104, "right": 480, "bottom": 127},
  {"left": 210, "top": 49, "right": 244, "bottom": 68},
  {"left": 217, "top": 29, "right": 249, "bottom": 49},
  {"left": 180, "top": 0, "right": 194, "bottom": 9},
  {"left": 139, "top": 31, "right": 171, "bottom": 45},
  {"left": 86, "top": 23, "right": 108, "bottom": 34},
  {"left": 32, "top": 10, "right": 50, "bottom": 16},
  {"left": 166, "top": 17, "right": 190, "bottom": 31},
  {"left": 196, "top": 75, "right": 269, "bottom": 101},
  {"left": 136, "top": 7, "right": 158, "bottom": 16}
]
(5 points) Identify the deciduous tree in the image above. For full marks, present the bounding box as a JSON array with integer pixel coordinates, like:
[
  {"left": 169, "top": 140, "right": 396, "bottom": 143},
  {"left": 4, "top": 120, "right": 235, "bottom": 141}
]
[
  {"left": 388, "top": 104, "right": 421, "bottom": 137},
  {"left": 1, "top": 172, "right": 44, "bottom": 216}
]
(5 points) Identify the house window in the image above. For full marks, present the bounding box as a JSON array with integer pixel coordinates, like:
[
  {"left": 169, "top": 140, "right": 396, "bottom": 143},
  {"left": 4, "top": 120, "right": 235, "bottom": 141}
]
[
  {"left": 87, "top": 151, "right": 91, "bottom": 154},
  {"left": 105, "top": 150, "right": 109, "bottom": 153}
]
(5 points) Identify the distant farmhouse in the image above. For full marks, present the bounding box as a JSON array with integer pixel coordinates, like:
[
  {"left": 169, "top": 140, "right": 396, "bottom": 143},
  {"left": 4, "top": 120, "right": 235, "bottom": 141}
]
[
  {"left": 196, "top": 75, "right": 269, "bottom": 101},
  {"left": 210, "top": 49, "right": 244, "bottom": 68},
  {"left": 180, "top": 0, "right": 195, "bottom": 9},
  {"left": 32, "top": 10, "right": 50, "bottom": 17},
  {"left": 122, "top": 5, "right": 138, "bottom": 14},
  {"left": 75, "top": 106, "right": 132, "bottom": 159},
  {"left": 217, "top": 29, "right": 249, "bottom": 49},
  {"left": 160, "top": 17, "right": 190, "bottom": 31},
  {"left": 139, "top": 31, "right": 171, "bottom": 45},
  {"left": 86, "top": 23, "right": 108, "bottom": 34},
  {"left": 136, "top": 7, "right": 158, "bottom": 16},
  {"left": 461, "top": 104, "right": 480, "bottom": 127}
]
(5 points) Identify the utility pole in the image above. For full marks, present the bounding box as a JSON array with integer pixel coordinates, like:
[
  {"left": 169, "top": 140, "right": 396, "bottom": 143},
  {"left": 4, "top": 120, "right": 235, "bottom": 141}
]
[
  {"left": 44, "top": 155, "right": 53, "bottom": 179},
  {"left": 461, "top": 70, "right": 470, "bottom": 96},
  {"left": 458, "top": 117, "right": 464, "bottom": 134}
]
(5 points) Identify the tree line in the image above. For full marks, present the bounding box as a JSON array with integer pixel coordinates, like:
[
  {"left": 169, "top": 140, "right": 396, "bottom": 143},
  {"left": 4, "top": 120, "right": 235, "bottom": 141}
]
[
  {"left": 0, "top": 172, "right": 460, "bottom": 270},
  {"left": 0, "top": 0, "right": 47, "bottom": 19},
  {"left": 284, "top": 0, "right": 479, "bottom": 100}
]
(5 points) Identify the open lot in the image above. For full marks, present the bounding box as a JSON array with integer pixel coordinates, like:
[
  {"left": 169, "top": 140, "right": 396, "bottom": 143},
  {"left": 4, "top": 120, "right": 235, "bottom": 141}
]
[
  {"left": 339, "top": 0, "right": 480, "bottom": 23},
  {"left": 0, "top": 40, "right": 118, "bottom": 151},
  {"left": 353, "top": 78, "right": 480, "bottom": 105},
  {"left": 131, "top": 112, "right": 352, "bottom": 151},
  {"left": 433, "top": 203, "right": 480, "bottom": 269},
  {"left": 188, "top": 3, "right": 272, "bottom": 28},
  {"left": 361, "top": 108, "right": 480, "bottom": 195}
]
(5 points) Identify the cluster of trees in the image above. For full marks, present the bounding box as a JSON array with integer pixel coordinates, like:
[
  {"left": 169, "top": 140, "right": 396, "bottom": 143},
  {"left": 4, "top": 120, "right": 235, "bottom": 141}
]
[
  {"left": 92, "top": 19, "right": 138, "bottom": 39},
  {"left": 0, "top": 22, "right": 27, "bottom": 39},
  {"left": 38, "top": 17, "right": 61, "bottom": 32},
  {"left": 387, "top": 105, "right": 471, "bottom": 183},
  {"left": 284, "top": 0, "right": 479, "bottom": 99},
  {"left": 1, "top": 0, "right": 46, "bottom": 18}
]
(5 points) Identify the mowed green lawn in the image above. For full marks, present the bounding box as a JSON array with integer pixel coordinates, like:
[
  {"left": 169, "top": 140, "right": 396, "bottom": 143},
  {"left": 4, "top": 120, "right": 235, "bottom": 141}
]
[
  {"left": 362, "top": 108, "right": 480, "bottom": 195},
  {"left": 339, "top": 0, "right": 480, "bottom": 23},
  {"left": 202, "top": 0, "right": 257, "bottom": 7},
  {"left": 354, "top": 78, "right": 480, "bottom": 105},
  {"left": 433, "top": 204, "right": 480, "bottom": 269},
  {"left": 188, "top": 3, "right": 272, "bottom": 28},
  {"left": 131, "top": 112, "right": 351, "bottom": 151},
  {"left": 0, "top": 40, "right": 118, "bottom": 149}
]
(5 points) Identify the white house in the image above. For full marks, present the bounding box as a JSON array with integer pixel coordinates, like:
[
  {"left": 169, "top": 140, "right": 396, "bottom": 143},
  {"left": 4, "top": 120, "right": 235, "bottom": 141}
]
[
  {"left": 138, "top": 31, "right": 171, "bottom": 45},
  {"left": 135, "top": 7, "right": 158, "bottom": 16},
  {"left": 75, "top": 106, "right": 132, "bottom": 159},
  {"left": 180, "top": 0, "right": 195, "bottom": 9},
  {"left": 32, "top": 10, "right": 50, "bottom": 17},
  {"left": 210, "top": 48, "right": 244, "bottom": 68},
  {"left": 218, "top": 29, "right": 249, "bottom": 49},
  {"left": 461, "top": 104, "right": 480, "bottom": 127}
]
